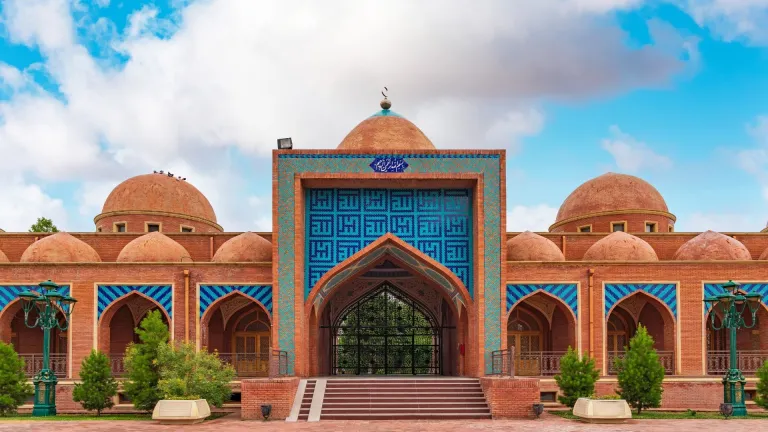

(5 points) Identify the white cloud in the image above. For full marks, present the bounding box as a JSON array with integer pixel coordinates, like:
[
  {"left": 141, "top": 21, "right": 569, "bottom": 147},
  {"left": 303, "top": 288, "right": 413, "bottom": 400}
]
[
  {"left": 0, "top": 0, "right": 697, "bottom": 231},
  {"left": 507, "top": 205, "right": 559, "bottom": 232},
  {"left": 0, "top": 175, "right": 68, "bottom": 232},
  {"left": 683, "top": 0, "right": 768, "bottom": 44},
  {"left": 601, "top": 125, "right": 673, "bottom": 173},
  {"left": 737, "top": 115, "right": 768, "bottom": 205}
]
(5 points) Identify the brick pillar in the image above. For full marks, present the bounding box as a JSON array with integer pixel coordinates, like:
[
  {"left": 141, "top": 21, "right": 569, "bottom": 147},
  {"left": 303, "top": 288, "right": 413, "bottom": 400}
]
[
  {"left": 241, "top": 377, "right": 299, "bottom": 420},
  {"left": 480, "top": 377, "right": 540, "bottom": 419}
]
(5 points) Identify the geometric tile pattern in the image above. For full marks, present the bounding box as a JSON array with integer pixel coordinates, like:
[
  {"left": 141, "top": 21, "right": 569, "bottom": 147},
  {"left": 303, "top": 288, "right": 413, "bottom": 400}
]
[
  {"left": 199, "top": 285, "right": 272, "bottom": 317},
  {"left": 312, "top": 239, "right": 466, "bottom": 312},
  {"left": 0, "top": 285, "right": 71, "bottom": 312},
  {"left": 305, "top": 188, "right": 472, "bottom": 297},
  {"left": 506, "top": 284, "right": 578, "bottom": 318},
  {"left": 97, "top": 285, "right": 172, "bottom": 319},
  {"left": 276, "top": 152, "right": 502, "bottom": 373},
  {"left": 605, "top": 283, "right": 678, "bottom": 319},
  {"left": 704, "top": 282, "right": 768, "bottom": 315}
]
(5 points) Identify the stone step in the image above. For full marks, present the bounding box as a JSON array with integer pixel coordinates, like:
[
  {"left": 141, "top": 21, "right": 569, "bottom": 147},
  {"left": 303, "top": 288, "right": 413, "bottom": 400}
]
[
  {"left": 322, "top": 402, "right": 489, "bottom": 409},
  {"left": 323, "top": 391, "right": 486, "bottom": 397},
  {"left": 320, "top": 412, "right": 492, "bottom": 420},
  {"left": 323, "top": 396, "right": 488, "bottom": 403},
  {"left": 323, "top": 386, "right": 482, "bottom": 392}
]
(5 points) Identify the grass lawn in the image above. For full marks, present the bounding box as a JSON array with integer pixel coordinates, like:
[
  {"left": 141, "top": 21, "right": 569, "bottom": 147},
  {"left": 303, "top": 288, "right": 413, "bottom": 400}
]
[
  {"left": 0, "top": 412, "right": 230, "bottom": 422},
  {"left": 550, "top": 410, "right": 768, "bottom": 420}
]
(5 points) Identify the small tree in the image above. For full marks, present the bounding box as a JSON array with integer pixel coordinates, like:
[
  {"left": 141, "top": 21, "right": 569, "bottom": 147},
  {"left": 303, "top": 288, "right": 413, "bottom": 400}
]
[
  {"left": 72, "top": 350, "right": 118, "bottom": 416},
  {"left": 0, "top": 342, "right": 34, "bottom": 416},
  {"left": 29, "top": 217, "right": 58, "bottom": 233},
  {"left": 616, "top": 325, "right": 664, "bottom": 414},
  {"left": 756, "top": 360, "right": 768, "bottom": 409},
  {"left": 123, "top": 310, "right": 169, "bottom": 411},
  {"left": 554, "top": 346, "right": 600, "bottom": 407},
  {"left": 157, "top": 342, "right": 235, "bottom": 408}
]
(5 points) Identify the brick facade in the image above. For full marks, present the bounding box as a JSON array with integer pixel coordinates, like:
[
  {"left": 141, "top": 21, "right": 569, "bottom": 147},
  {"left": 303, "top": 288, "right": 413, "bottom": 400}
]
[
  {"left": 480, "top": 377, "right": 541, "bottom": 419},
  {"left": 241, "top": 377, "right": 299, "bottom": 420}
]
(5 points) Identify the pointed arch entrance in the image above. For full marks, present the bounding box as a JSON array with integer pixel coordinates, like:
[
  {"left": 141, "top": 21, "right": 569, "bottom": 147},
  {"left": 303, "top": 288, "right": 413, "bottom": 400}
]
[{"left": 305, "top": 234, "right": 473, "bottom": 377}]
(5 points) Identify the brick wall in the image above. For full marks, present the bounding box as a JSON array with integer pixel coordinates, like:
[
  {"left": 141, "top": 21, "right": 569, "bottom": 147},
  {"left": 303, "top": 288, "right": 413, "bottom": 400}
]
[
  {"left": 241, "top": 377, "right": 299, "bottom": 420},
  {"left": 551, "top": 213, "right": 674, "bottom": 235},
  {"left": 595, "top": 380, "right": 725, "bottom": 410},
  {"left": 480, "top": 377, "right": 540, "bottom": 419}
]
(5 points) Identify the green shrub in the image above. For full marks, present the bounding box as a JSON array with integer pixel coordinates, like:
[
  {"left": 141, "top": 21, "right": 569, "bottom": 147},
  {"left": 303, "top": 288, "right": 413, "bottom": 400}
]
[
  {"left": 592, "top": 394, "right": 621, "bottom": 400},
  {"left": 554, "top": 346, "right": 600, "bottom": 407},
  {"left": 72, "top": 350, "right": 118, "bottom": 415},
  {"left": 123, "top": 310, "right": 169, "bottom": 412},
  {"left": 157, "top": 342, "right": 235, "bottom": 408},
  {"left": 756, "top": 359, "right": 768, "bottom": 409},
  {"left": 0, "top": 342, "right": 33, "bottom": 416},
  {"left": 615, "top": 325, "right": 664, "bottom": 414}
]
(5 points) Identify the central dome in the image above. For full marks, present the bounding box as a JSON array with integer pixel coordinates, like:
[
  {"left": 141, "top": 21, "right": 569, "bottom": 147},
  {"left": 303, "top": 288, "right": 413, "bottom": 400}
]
[{"left": 337, "top": 99, "right": 435, "bottom": 151}]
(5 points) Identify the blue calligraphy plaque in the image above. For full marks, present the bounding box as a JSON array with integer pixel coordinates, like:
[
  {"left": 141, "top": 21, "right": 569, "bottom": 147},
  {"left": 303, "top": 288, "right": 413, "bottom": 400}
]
[{"left": 369, "top": 157, "right": 409, "bottom": 173}]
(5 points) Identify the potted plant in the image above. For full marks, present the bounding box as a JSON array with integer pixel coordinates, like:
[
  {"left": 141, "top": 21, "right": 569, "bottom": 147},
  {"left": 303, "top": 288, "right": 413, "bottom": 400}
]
[{"left": 151, "top": 342, "right": 235, "bottom": 424}]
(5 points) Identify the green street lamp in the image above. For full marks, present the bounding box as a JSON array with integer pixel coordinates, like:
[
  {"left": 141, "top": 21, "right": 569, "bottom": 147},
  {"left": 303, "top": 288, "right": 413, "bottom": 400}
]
[
  {"left": 704, "top": 280, "right": 762, "bottom": 417},
  {"left": 17, "top": 280, "right": 77, "bottom": 416}
]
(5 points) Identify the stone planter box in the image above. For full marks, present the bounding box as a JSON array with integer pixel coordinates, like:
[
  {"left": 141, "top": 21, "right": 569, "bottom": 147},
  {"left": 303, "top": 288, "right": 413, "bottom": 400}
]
[
  {"left": 152, "top": 399, "right": 211, "bottom": 424},
  {"left": 572, "top": 398, "right": 631, "bottom": 423}
]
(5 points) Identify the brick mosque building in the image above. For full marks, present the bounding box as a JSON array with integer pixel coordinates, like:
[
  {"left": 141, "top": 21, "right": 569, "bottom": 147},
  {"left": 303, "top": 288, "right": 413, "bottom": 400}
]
[{"left": 0, "top": 97, "right": 767, "bottom": 419}]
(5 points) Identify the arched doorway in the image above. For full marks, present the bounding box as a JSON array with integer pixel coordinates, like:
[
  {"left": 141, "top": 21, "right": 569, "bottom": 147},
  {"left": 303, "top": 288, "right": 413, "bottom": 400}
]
[
  {"left": 506, "top": 292, "right": 577, "bottom": 376},
  {"left": 706, "top": 306, "right": 768, "bottom": 375},
  {"left": 5, "top": 304, "right": 68, "bottom": 378},
  {"left": 326, "top": 282, "right": 445, "bottom": 375},
  {"left": 98, "top": 293, "right": 170, "bottom": 375},
  {"left": 305, "top": 235, "right": 473, "bottom": 377},
  {"left": 201, "top": 293, "right": 272, "bottom": 377},
  {"left": 606, "top": 292, "right": 676, "bottom": 375}
]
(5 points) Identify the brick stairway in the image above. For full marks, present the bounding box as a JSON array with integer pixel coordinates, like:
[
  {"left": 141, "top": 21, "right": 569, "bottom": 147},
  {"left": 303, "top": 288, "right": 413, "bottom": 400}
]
[
  {"left": 313, "top": 377, "right": 491, "bottom": 420},
  {"left": 296, "top": 379, "right": 316, "bottom": 421}
]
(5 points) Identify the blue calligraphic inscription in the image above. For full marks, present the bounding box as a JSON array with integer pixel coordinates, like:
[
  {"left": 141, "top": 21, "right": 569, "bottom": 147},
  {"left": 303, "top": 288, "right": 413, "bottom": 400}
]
[{"left": 369, "top": 157, "right": 409, "bottom": 173}]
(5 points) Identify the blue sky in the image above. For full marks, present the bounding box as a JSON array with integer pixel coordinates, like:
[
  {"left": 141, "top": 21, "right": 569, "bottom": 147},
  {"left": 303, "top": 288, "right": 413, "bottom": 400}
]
[{"left": 0, "top": 0, "right": 767, "bottom": 233}]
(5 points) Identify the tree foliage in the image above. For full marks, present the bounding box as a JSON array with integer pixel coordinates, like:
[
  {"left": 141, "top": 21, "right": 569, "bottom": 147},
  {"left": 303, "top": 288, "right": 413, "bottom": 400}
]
[
  {"left": 29, "top": 217, "right": 58, "bottom": 233},
  {"left": 72, "top": 350, "right": 118, "bottom": 415},
  {"left": 0, "top": 342, "right": 33, "bottom": 416},
  {"left": 553, "top": 346, "right": 600, "bottom": 407},
  {"left": 157, "top": 342, "right": 235, "bottom": 408},
  {"left": 123, "top": 310, "right": 169, "bottom": 411},
  {"left": 616, "top": 325, "right": 664, "bottom": 414},
  {"left": 756, "top": 360, "right": 768, "bottom": 409}
]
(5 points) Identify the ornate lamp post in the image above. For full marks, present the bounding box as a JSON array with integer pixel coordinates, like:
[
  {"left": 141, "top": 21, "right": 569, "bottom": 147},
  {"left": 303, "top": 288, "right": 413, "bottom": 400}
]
[
  {"left": 704, "top": 280, "right": 762, "bottom": 417},
  {"left": 17, "top": 280, "right": 77, "bottom": 416}
]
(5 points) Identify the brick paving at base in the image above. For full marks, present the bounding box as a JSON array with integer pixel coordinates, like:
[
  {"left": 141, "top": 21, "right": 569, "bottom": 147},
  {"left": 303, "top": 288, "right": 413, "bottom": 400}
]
[{"left": 0, "top": 413, "right": 764, "bottom": 432}]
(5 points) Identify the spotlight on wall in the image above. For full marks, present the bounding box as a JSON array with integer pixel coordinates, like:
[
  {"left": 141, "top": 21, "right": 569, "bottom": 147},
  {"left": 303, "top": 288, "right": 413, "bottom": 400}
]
[{"left": 277, "top": 137, "right": 293, "bottom": 150}]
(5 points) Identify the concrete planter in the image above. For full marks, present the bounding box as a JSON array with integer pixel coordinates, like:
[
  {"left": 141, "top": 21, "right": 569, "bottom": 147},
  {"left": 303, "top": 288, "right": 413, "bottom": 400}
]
[
  {"left": 152, "top": 399, "right": 211, "bottom": 424},
  {"left": 572, "top": 398, "right": 632, "bottom": 423}
]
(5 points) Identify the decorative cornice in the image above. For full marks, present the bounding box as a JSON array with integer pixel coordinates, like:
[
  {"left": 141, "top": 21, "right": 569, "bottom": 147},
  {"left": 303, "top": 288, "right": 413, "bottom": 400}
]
[
  {"left": 94, "top": 210, "right": 223, "bottom": 231},
  {"left": 549, "top": 208, "right": 677, "bottom": 231}
]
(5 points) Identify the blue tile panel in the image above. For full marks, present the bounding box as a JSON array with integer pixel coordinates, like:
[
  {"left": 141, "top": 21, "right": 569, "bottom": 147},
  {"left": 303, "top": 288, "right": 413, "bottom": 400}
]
[
  {"left": 704, "top": 283, "right": 768, "bottom": 315},
  {"left": 97, "top": 285, "right": 173, "bottom": 319},
  {"left": 604, "top": 284, "right": 677, "bottom": 319},
  {"left": 506, "top": 284, "right": 578, "bottom": 318},
  {"left": 305, "top": 188, "right": 472, "bottom": 297},
  {"left": 276, "top": 152, "right": 502, "bottom": 373},
  {"left": 199, "top": 285, "right": 273, "bottom": 317},
  {"left": 0, "top": 285, "right": 70, "bottom": 312}
]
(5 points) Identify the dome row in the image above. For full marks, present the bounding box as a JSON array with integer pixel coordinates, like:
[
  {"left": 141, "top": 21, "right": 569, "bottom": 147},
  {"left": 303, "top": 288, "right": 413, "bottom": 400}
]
[
  {"left": 507, "top": 230, "right": 760, "bottom": 261},
  {"left": 0, "top": 232, "right": 271, "bottom": 263}
]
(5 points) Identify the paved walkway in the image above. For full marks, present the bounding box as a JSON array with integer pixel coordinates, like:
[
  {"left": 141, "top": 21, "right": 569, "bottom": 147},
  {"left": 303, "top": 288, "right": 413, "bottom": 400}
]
[{"left": 0, "top": 413, "right": 763, "bottom": 432}]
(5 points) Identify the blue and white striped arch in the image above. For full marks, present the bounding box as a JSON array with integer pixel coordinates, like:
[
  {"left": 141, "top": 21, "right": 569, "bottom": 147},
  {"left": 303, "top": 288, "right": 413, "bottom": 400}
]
[
  {"left": 96, "top": 285, "right": 173, "bottom": 320},
  {"left": 704, "top": 283, "right": 768, "bottom": 315},
  {"left": 506, "top": 284, "right": 578, "bottom": 319},
  {"left": 0, "top": 285, "right": 71, "bottom": 312},
  {"left": 198, "top": 285, "right": 272, "bottom": 318},
  {"left": 604, "top": 283, "right": 678, "bottom": 319}
]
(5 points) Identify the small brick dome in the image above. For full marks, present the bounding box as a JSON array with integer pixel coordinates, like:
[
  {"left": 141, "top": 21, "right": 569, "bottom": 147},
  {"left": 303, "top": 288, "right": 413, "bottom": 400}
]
[
  {"left": 0, "top": 249, "right": 9, "bottom": 263},
  {"left": 337, "top": 100, "right": 435, "bottom": 151},
  {"left": 212, "top": 232, "right": 272, "bottom": 262},
  {"left": 20, "top": 232, "right": 102, "bottom": 263},
  {"left": 506, "top": 231, "right": 564, "bottom": 261},
  {"left": 551, "top": 173, "right": 672, "bottom": 230},
  {"left": 116, "top": 232, "right": 192, "bottom": 263},
  {"left": 674, "top": 230, "right": 752, "bottom": 261},
  {"left": 583, "top": 231, "right": 658, "bottom": 261},
  {"left": 97, "top": 173, "right": 219, "bottom": 228}
]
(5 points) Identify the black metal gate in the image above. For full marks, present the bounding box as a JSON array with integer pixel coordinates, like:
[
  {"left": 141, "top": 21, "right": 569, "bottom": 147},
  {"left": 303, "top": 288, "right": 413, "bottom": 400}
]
[{"left": 324, "top": 282, "right": 451, "bottom": 375}]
